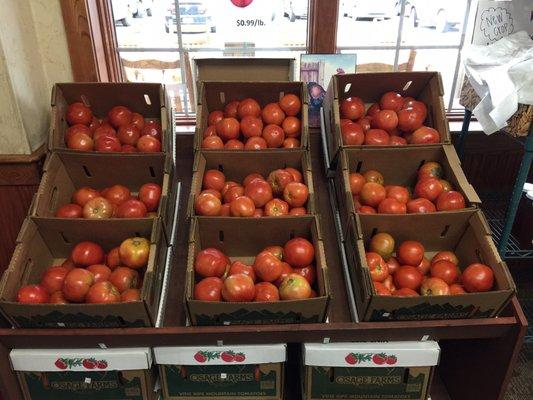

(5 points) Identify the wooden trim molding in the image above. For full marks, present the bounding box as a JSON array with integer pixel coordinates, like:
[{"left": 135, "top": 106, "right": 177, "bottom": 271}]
[{"left": 308, "top": 0, "right": 339, "bottom": 54}]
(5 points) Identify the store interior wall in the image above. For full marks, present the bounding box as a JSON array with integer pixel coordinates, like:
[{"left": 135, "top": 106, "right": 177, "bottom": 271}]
[{"left": 0, "top": 0, "right": 72, "bottom": 155}]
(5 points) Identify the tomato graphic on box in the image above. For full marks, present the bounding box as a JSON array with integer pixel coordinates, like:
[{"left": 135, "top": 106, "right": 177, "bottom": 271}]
[{"left": 231, "top": 0, "right": 253, "bottom": 8}]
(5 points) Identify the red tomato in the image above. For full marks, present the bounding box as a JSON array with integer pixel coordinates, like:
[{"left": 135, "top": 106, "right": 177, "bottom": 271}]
[
  {"left": 194, "top": 277, "right": 223, "bottom": 301},
  {"left": 40, "top": 266, "right": 70, "bottom": 294},
  {"left": 366, "top": 252, "right": 389, "bottom": 282},
  {"left": 411, "top": 126, "right": 440, "bottom": 144},
  {"left": 386, "top": 185, "right": 410, "bottom": 204},
  {"left": 203, "top": 125, "right": 217, "bottom": 138},
  {"left": 244, "top": 173, "right": 265, "bottom": 187},
  {"left": 240, "top": 116, "right": 263, "bottom": 138},
  {"left": 108, "top": 106, "right": 132, "bottom": 128},
  {"left": 373, "top": 281, "right": 392, "bottom": 296},
  {"left": 282, "top": 116, "right": 301, "bottom": 137},
  {"left": 390, "top": 136, "right": 407, "bottom": 146},
  {"left": 224, "top": 101, "right": 240, "bottom": 118},
  {"left": 358, "top": 205, "right": 377, "bottom": 214},
  {"left": 115, "top": 199, "right": 147, "bottom": 218},
  {"left": 86, "top": 281, "right": 121, "bottom": 303},
  {"left": 431, "top": 260, "right": 459, "bottom": 285},
  {"left": 283, "top": 237, "right": 314, "bottom": 268},
  {"left": 82, "top": 197, "right": 113, "bottom": 219},
  {"left": 230, "top": 196, "right": 255, "bottom": 217},
  {"left": 414, "top": 178, "right": 444, "bottom": 202},
  {"left": 109, "top": 266, "right": 139, "bottom": 292},
  {"left": 203, "top": 169, "right": 226, "bottom": 191},
  {"left": 263, "top": 245, "right": 284, "bottom": 260},
  {"left": 440, "top": 179, "right": 453, "bottom": 192},
  {"left": 289, "top": 207, "right": 306, "bottom": 215},
  {"left": 137, "top": 135, "right": 161, "bottom": 152},
  {"left": 49, "top": 291, "right": 68, "bottom": 304},
  {"left": 223, "top": 185, "right": 244, "bottom": 204},
  {"left": 237, "top": 98, "right": 261, "bottom": 119},
  {"left": 418, "top": 161, "right": 443, "bottom": 180},
  {"left": 349, "top": 173, "right": 366, "bottom": 195},
  {"left": 67, "top": 132, "right": 94, "bottom": 151},
  {"left": 216, "top": 117, "right": 240, "bottom": 141},
  {"left": 420, "top": 277, "right": 450, "bottom": 296},
  {"left": 406, "top": 198, "right": 437, "bottom": 213},
  {"left": 386, "top": 256, "right": 400, "bottom": 275},
  {"left": 244, "top": 137, "right": 268, "bottom": 150},
  {"left": 229, "top": 261, "right": 256, "bottom": 282},
  {"left": 373, "top": 110, "right": 398, "bottom": 131},
  {"left": 340, "top": 97, "right": 365, "bottom": 120},
  {"left": 130, "top": 112, "right": 145, "bottom": 130},
  {"left": 360, "top": 182, "right": 386, "bottom": 207},
  {"left": 253, "top": 208, "right": 264, "bottom": 217},
  {"left": 363, "top": 170, "right": 384, "bottom": 184},
  {"left": 262, "top": 103, "right": 285, "bottom": 125},
  {"left": 65, "top": 124, "right": 92, "bottom": 144},
  {"left": 139, "top": 183, "right": 162, "bottom": 212},
  {"left": 71, "top": 241, "right": 104, "bottom": 267},
  {"left": 369, "top": 232, "right": 395, "bottom": 260},
  {"left": 397, "top": 107, "right": 425, "bottom": 131},
  {"left": 194, "top": 248, "right": 229, "bottom": 278},
  {"left": 378, "top": 198, "right": 407, "bottom": 214},
  {"left": 62, "top": 268, "right": 94, "bottom": 302},
  {"left": 380, "top": 91, "right": 404, "bottom": 112},
  {"left": 268, "top": 169, "right": 294, "bottom": 196},
  {"left": 104, "top": 185, "right": 131, "bottom": 206},
  {"left": 221, "top": 181, "right": 238, "bottom": 196},
  {"left": 364, "top": 129, "right": 390, "bottom": 145},
  {"left": 274, "top": 262, "right": 294, "bottom": 287},
  {"left": 66, "top": 102, "right": 93, "bottom": 126},
  {"left": 121, "top": 288, "right": 141, "bottom": 302},
  {"left": 392, "top": 287, "right": 420, "bottom": 297},
  {"left": 142, "top": 121, "right": 162, "bottom": 141},
  {"left": 431, "top": 251, "right": 459, "bottom": 266},
  {"left": 462, "top": 263, "right": 494, "bottom": 293},
  {"left": 262, "top": 124, "right": 285, "bottom": 148},
  {"left": 279, "top": 94, "right": 301, "bottom": 116},
  {"left": 194, "top": 192, "right": 222, "bottom": 216},
  {"left": 119, "top": 237, "right": 150, "bottom": 269},
  {"left": 222, "top": 274, "right": 256, "bottom": 302},
  {"left": 394, "top": 266, "right": 423, "bottom": 291},
  {"left": 416, "top": 257, "right": 431, "bottom": 276},
  {"left": 61, "top": 259, "right": 76, "bottom": 270},
  {"left": 87, "top": 264, "right": 112, "bottom": 284},
  {"left": 341, "top": 122, "right": 364, "bottom": 145},
  {"left": 93, "top": 126, "right": 117, "bottom": 141},
  {"left": 402, "top": 98, "right": 427, "bottom": 116},
  {"left": 283, "top": 138, "right": 300, "bottom": 148},
  {"left": 279, "top": 274, "right": 311, "bottom": 300},
  {"left": 366, "top": 103, "right": 381, "bottom": 117},
  {"left": 340, "top": 118, "right": 352, "bottom": 127},
  {"left": 72, "top": 187, "right": 100, "bottom": 207},
  {"left": 382, "top": 275, "right": 396, "bottom": 292},
  {"left": 254, "top": 282, "right": 280, "bottom": 302},
  {"left": 117, "top": 124, "right": 141, "bottom": 146},
  {"left": 95, "top": 135, "right": 122, "bottom": 152},
  {"left": 253, "top": 251, "right": 283, "bottom": 282},
  {"left": 357, "top": 117, "right": 372, "bottom": 132},
  {"left": 55, "top": 203, "right": 83, "bottom": 218},
  {"left": 450, "top": 283, "right": 466, "bottom": 295},
  {"left": 264, "top": 199, "right": 290, "bottom": 216},
  {"left": 208, "top": 110, "right": 224, "bottom": 126},
  {"left": 17, "top": 285, "right": 50, "bottom": 304},
  {"left": 89, "top": 117, "right": 101, "bottom": 133},
  {"left": 283, "top": 182, "right": 309, "bottom": 207},
  {"left": 397, "top": 241, "right": 425, "bottom": 266},
  {"left": 436, "top": 191, "right": 466, "bottom": 211},
  {"left": 202, "top": 136, "right": 224, "bottom": 149},
  {"left": 220, "top": 203, "right": 231, "bottom": 216}
]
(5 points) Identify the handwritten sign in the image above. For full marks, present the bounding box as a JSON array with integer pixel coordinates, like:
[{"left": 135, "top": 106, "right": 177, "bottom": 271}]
[{"left": 480, "top": 7, "right": 514, "bottom": 42}]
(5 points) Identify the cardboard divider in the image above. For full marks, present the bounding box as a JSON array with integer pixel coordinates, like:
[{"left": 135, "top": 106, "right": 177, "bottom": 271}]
[
  {"left": 30, "top": 151, "right": 174, "bottom": 242},
  {"left": 344, "top": 210, "right": 516, "bottom": 321},
  {"left": 49, "top": 82, "right": 171, "bottom": 155},
  {"left": 188, "top": 150, "right": 316, "bottom": 218},
  {"left": 194, "top": 81, "right": 309, "bottom": 150},
  {"left": 0, "top": 218, "right": 168, "bottom": 328},
  {"left": 185, "top": 216, "right": 330, "bottom": 326},
  {"left": 323, "top": 72, "right": 450, "bottom": 166}
]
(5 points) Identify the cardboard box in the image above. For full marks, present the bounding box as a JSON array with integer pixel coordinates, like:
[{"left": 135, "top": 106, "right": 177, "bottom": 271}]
[
  {"left": 154, "top": 344, "right": 286, "bottom": 400},
  {"left": 303, "top": 341, "right": 440, "bottom": 400},
  {"left": 345, "top": 210, "right": 516, "bottom": 321},
  {"left": 334, "top": 145, "right": 481, "bottom": 235},
  {"left": 30, "top": 151, "right": 176, "bottom": 244},
  {"left": 0, "top": 218, "right": 168, "bottom": 328},
  {"left": 323, "top": 72, "right": 451, "bottom": 166},
  {"left": 186, "top": 216, "right": 330, "bottom": 325},
  {"left": 48, "top": 83, "right": 171, "bottom": 155},
  {"left": 11, "top": 347, "right": 154, "bottom": 400},
  {"left": 194, "top": 81, "right": 309, "bottom": 150},
  {"left": 189, "top": 150, "right": 316, "bottom": 217}
]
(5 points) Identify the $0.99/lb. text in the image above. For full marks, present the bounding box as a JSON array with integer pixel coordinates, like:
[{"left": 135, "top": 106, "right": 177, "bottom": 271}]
[{"left": 236, "top": 19, "right": 265, "bottom": 27}]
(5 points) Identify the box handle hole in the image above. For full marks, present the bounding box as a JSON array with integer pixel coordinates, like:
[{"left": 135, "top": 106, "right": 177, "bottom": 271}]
[
  {"left": 370, "top": 228, "right": 378, "bottom": 238},
  {"left": 403, "top": 368, "right": 410, "bottom": 383},
  {"left": 219, "top": 231, "right": 224, "bottom": 242},
  {"left": 356, "top": 161, "right": 363, "bottom": 173},
  {"left": 49, "top": 187, "right": 58, "bottom": 211},
  {"left": 81, "top": 95, "right": 91, "bottom": 107},
  {"left": 344, "top": 83, "right": 351, "bottom": 93},
  {"left": 83, "top": 165, "right": 92, "bottom": 177},
  {"left": 440, "top": 225, "right": 450, "bottom": 238},
  {"left": 289, "top": 230, "right": 295, "bottom": 239},
  {"left": 328, "top": 367, "right": 335, "bottom": 382},
  {"left": 149, "top": 167, "right": 156, "bottom": 178},
  {"left": 134, "top": 232, "right": 141, "bottom": 237},
  {"left": 403, "top": 81, "right": 412, "bottom": 91},
  {"left": 417, "top": 159, "right": 426, "bottom": 170},
  {"left": 144, "top": 94, "right": 152, "bottom": 105},
  {"left": 60, "top": 232, "right": 71, "bottom": 244},
  {"left": 218, "top": 164, "right": 224, "bottom": 173}
]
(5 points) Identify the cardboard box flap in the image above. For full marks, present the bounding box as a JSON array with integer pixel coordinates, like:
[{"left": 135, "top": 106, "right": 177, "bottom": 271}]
[
  {"left": 154, "top": 344, "right": 287, "bottom": 365},
  {"left": 194, "top": 58, "right": 294, "bottom": 83},
  {"left": 303, "top": 342, "right": 440, "bottom": 368},
  {"left": 10, "top": 348, "right": 152, "bottom": 372}
]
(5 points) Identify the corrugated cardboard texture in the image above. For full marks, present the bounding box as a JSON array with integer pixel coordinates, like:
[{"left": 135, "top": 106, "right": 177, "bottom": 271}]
[
  {"left": 186, "top": 216, "right": 330, "bottom": 326},
  {"left": 345, "top": 211, "right": 515, "bottom": 321},
  {"left": 189, "top": 150, "right": 316, "bottom": 217},
  {"left": 194, "top": 58, "right": 294, "bottom": 82},
  {"left": 324, "top": 72, "right": 450, "bottom": 166}
]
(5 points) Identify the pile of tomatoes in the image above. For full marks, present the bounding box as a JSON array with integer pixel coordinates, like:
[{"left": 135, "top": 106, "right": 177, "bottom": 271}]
[
  {"left": 339, "top": 91, "right": 441, "bottom": 146},
  {"left": 16, "top": 238, "right": 151, "bottom": 304},
  {"left": 366, "top": 232, "right": 495, "bottom": 297},
  {"left": 64, "top": 102, "right": 162, "bottom": 153},
  {"left": 201, "top": 94, "right": 303, "bottom": 150},
  {"left": 193, "top": 238, "right": 318, "bottom": 302},
  {"left": 54, "top": 183, "right": 162, "bottom": 219},
  {"left": 194, "top": 168, "right": 309, "bottom": 217},
  {"left": 350, "top": 161, "right": 466, "bottom": 214}
]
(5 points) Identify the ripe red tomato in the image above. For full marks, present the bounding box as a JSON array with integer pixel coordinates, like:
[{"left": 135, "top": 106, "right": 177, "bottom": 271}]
[
  {"left": 253, "top": 251, "right": 283, "bottom": 282},
  {"left": 142, "top": 121, "right": 162, "bottom": 141},
  {"left": 264, "top": 199, "right": 290, "bottom": 216},
  {"left": 95, "top": 135, "right": 121, "bottom": 152},
  {"left": 93, "top": 126, "right": 117, "bottom": 141},
  {"left": 262, "top": 103, "right": 285, "bottom": 125},
  {"left": 244, "top": 173, "right": 265, "bottom": 187},
  {"left": 279, "top": 94, "right": 301, "bottom": 116},
  {"left": 108, "top": 106, "right": 132, "bottom": 128},
  {"left": 254, "top": 282, "right": 280, "bottom": 302},
  {"left": 71, "top": 241, "right": 104, "bottom": 267},
  {"left": 121, "top": 288, "right": 141, "bottom": 302},
  {"left": 137, "top": 135, "right": 161, "bottom": 152},
  {"left": 194, "top": 248, "right": 229, "bottom": 278},
  {"left": 411, "top": 126, "right": 440, "bottom": 144},
  {"left": 366, "top": 103, "right": 381, "bottom": 117},
  {"left": 89, "top": 117, "right": 101, "bottom": 132},
  {"left": 55, "top": 203, "right": 83, "bottom": 218},
  {"left": 349, "top": 173, "right": 366, "bottom": 195},
  {"left": 397, "top": 241, "right": 425, "bottom": 266},
  {"left": 341, "top": 122, "right": 364, "bottom": 145},
  {"left": 450, "top": 283, "right": 466, "bottom": 295},
  {"left": 229, "top": 261, "right": 256, "bottom": 282},
  {"left": 402, "top": 98, "right": 427, "bottom": 115},
  {"left": 65, "top": 124, "right": 92, "bottom": 144},
  {"left": 67, "top": 132, "right": 94, "bottom": 151},
  {"left": 202, "top": 136, "right": 224, "bottom": 149},
  {"left": 230, "top": 196, "right": 255, "bottom": 217},
  {"left": 431, "top": 251, "right": 459, "bottom": 266},
  {"left": 389, "top": 136, "right": 407, "bottom": 146},
  {"left": 223, "top": 185, "right": 244, "bottom": 204},
  {"left": 268, "top": 169, "right": 294, "bottom": 195},
  {"left": 279, "top": 274, "right": 312, "bottom": 300},
  {"left": 109, "top": 266, "right": 139, "bottom": 292},
  {"left": 216, "top": 117, "right": 240, "bottom": 141},
  {"left": 208, "top": 110, "right": 224, "bottom": 126},
  {"left": 263, "top": 245, "right": 284, "bottom": 260},
  {"left": 293, "top": 265, "right": 317, "bottom": 286},
  {"left": 49, "top": 291, "right": 68, "bottom": 304},
  {"left": 359, "top": 205, "right": 377, "bottom": 214},
  {"left": 440, "top": 179, "right": 453, "bottom": 192},
  {"left": 117, "top": 124, "right": 141, "bottom": 146},
  {"left": 282, "top": 116, "right": 301, "bottom": 137},
  {"left": 462, "top": 263, "right": 494, "bottom": 293},
  {"left": 203, "top": 169, "right": 225, "bottom": 191},
  {"left": 253, "top": 208, "right": 264, "bottom": 217},
  {"left": 406, "top": 198, "right": 437, "bottom": 213},
  {"left": 283, "top": 138, "right": 300, "bottom": 148},
  {"left": 283, "top": 237, "right": 314, "bottom": 268},
  {"left": 220, "top": 203, "right": 231, "bottom": 216},
  {"left": 130, "top": 112, "right": 145, "bottom": 130},
  {"left": 363, "top": 170, "right": 384, "bottom": 184},
  {"left": 394, "top": 266, "right": 423, "bottom": 291},
  {"left": 283, "top": 182, "right": 309, "bottom": 207},
  {"left": 203, "top": 125, "right": 217, "bottom": 138},
  {"left": 289, "top": 207, "right": 306, "bottom": 215},
  {"left": 357, "top": 117, "right": 372, "bottom": 133},
  {"left": 195, "top": 192, "right": 222, "bottom": 216},
  {"left": 86, "top": 282, "right": 121, "bottom": 303},
  {"left": 415, "top": 178, "right": 444, "bottom": 202},
  {"left": 369, "top": 233, "right": 395, "bottom": 260},
  {"left": 104, "top": 185, "right": 130, "bottom": 206},
  {"left": 378, "top": 198, "right": 407, "bottom": 214},
  {"left": 431, "top": 260, "right": 459, "bottom": 285},
  {"left": 237, "top": 98, "right": 261, "bottom": 119},
  {"left": 139, "top": 183, "right": 162, "bottom": 212},
  {"left": 380, "top": 91, "right": 404, "bottom": 112},
  {"left": 194, "top": 277, "right": 224, "bottom": 301},
  {"left": 397, "top": 107, "right": 425, "bottom": 131},
  {"left": 386, "top": 256, "right": 400, "bottom": 275},
  {"left": 420, "top": 277, "right": 450, "bottom": 296},
  {"left": 82, "top": 197, "right": 113, "bottom": 219},
  {"left": 385, "top": 185, "right": 410, "bottom": 204},
  {"left": 418, "top": 161, "right": 443, "bottom": 180},
  {"left": 416, "top": 257, "right": 431, "bottom": 276},
  {"left": 62, "top": 268, "right": 95, "bottom": 302},
  {"left": 360, "top": 182, "right": 386, "bottom": 207},
  {"left": 85, "top": 263, "right": 112, "bottom": 284},
  {"left": 274, "top": 262, "right": 293, "bottom": 286},
  {"left": 240, "top": 116, "right": 263, "bottom": 138},
  {"left": 340, "top": 97, "right": 365, "bottom": 120},
  {"left": 373, "top": 110, "right": 398, "bottom": 131},
  {"left": 119, "top": 237, "right": 150, "bottom": 269},
  {"left": 340, "top": 118, "right": 352, "bottom": 127},
  {"left": 224, "top": 100, "right": 240, "bottom": 118},
  {"left": 17, "top": 285, "right": 50, "bottom": 304},
  {"left": 115, "top": 199, "right": 147, "bottom": 218},
  {"left": 244, "top": 136, "right": 267, "bottom": 150},
  {"left": 365, "top": 252, "right": 389, "bottom": 282},
  {"left": 222, "top": 274, "right": 256, "bottom": 302},
  {"left": 66, "top": 102, "right": 93, "bottom": 126},
  {"left": 221, "top": 181, "right": 238, "bottom": 196},
  {"left": 436, "top": 191, "right": 466, "bottom": 211},
  {"left": 364, "top": 129, "right": 390, "bottom": 145},
  {"left": 40, "top": 266, "right": 70, "bottom": 294},
  {"left": 61, "top": 258, "right": 76, "bottom": 270},
  {"left": 373, "top": 281, "right": 392, "bottom": 296},
  {"left": 262, "top": 124, "right": 285, "bottom": 148},
  {"left": 393, "top": 287, "right": 419, "bottom": 297}
]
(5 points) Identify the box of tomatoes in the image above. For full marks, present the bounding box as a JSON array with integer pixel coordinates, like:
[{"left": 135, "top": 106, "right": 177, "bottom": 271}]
[
  {"left": 185, "top": 216, "right": 330, "bottom": 325},
  {"left": 323, "top": 72, "right": 451, "bottom": 167},
  {"left": 48, "top": 82, "right": 171, "bottom": 157},
  {"left": 194, "top": 81, "right": 309, "bottom": 151},
  {"left": 344, "top": 210, "right": 515, "bottom": 321},
  {"left": 0, "top": 217, "right": 169, "bottom": 328},
  {"left": 189, "top": 150, "right": 315, "bottom": 218}
]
